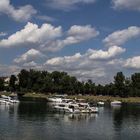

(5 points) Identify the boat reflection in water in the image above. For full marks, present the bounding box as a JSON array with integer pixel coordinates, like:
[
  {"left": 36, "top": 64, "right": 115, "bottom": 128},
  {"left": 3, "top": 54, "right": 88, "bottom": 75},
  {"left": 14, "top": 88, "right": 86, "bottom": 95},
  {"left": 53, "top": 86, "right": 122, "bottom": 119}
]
[{"left": 66, "top": 113, "right": 98, "bottom": 122}]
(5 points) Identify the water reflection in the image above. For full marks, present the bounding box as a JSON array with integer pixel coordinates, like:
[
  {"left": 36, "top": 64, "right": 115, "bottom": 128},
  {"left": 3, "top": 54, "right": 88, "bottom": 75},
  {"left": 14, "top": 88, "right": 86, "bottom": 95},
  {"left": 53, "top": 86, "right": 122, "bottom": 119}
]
[{"left": 0, "top": 102, "right": 140, "bottom": 140}]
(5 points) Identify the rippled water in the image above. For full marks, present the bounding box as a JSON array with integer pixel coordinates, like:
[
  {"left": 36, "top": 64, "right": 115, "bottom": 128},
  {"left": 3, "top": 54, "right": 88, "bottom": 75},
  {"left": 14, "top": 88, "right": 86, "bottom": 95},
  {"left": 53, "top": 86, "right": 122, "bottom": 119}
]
[{"left": 0, "top": 102, "right": 140, "bottom": 140}]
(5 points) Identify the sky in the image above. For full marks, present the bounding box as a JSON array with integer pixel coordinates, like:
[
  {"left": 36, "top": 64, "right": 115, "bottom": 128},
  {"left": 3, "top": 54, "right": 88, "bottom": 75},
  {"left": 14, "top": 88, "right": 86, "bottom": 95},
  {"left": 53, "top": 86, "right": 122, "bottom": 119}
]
[{"left": 0, "top": 0, "right": 140, "bottom": 84}]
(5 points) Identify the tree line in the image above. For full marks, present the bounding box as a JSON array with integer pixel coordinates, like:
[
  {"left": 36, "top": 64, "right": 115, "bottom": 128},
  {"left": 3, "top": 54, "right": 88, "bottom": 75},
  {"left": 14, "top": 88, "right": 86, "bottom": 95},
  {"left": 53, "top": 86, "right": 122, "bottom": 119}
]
[{"left": 0, "top": 69, "right": 140, "bottom": 97}]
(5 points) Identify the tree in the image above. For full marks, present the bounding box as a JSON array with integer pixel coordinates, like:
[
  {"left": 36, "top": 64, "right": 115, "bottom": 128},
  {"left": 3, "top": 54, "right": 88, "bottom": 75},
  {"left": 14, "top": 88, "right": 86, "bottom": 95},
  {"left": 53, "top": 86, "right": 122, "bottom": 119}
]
[
  {"left": 114, "top": 72, "right": 125, "bottom": 97},
  {"left": 9, "top": 75, "right": 17, "bottom": 91},
  {"left": 131, "top": 73, "right": 140, "bottom": 97},
  {"left": 18, "top": 69, "right": 29, "bottom": 91},
  {"left": 0, "top": 78, "right": 4, "bottom": 91}
]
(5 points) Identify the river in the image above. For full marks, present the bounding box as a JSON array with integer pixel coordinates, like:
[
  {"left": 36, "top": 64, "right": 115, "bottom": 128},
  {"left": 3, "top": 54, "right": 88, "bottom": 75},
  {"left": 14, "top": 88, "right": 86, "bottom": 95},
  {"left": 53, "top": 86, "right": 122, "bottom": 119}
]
[{"left": 0, "top": 102, "right": 140, "bottom": 140}]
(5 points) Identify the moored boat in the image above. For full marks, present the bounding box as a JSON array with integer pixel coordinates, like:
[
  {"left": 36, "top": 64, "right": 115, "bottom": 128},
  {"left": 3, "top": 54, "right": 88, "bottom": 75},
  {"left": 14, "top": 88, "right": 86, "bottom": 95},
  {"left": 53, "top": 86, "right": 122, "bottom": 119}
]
[
  {"left": 111, "top": 100, "right": 122, "bottom": 106},
  {"left": 48, "top": 95, "right": 67, "bottom": 103},
  {"left": 0, "top": 95, "right": 19, "bottom": 105},
  {"left": 53, "top": 101, "right": 98, "bottom": 114},
  {"left": 97, "top": 102, "right": 105, "bottom": 106}
]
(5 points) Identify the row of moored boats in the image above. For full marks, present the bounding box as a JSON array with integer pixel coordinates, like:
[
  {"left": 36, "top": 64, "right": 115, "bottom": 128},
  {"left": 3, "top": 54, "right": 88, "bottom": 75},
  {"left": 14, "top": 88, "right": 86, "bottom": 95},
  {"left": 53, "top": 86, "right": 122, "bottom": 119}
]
[
  {"left": 0, "top": 95, "right": 19, "bottom": 105},
  {"left": 48, "top": 95, "right": 122, "bottom": 114}
]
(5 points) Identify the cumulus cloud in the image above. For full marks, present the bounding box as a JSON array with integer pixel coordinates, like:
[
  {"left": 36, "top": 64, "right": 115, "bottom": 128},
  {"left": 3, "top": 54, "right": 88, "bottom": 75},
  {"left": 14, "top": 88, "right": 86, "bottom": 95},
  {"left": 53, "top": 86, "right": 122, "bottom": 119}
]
[
  {"left": 88, "top": 46, "right": 125, "bottom": 60},
  {"left": 0, "top": 64, "right": 20, "bottom": 76},
  {"left": 46, "top": 46, "right": 125, "bottom": 66},
  {"left": 0, "top": 32, "right": 7, "bottom": 37},
  {"left": 67, "top": 25, "right": 99, "bottom": 41},
  {"left": 124, "top": 56, "right": 140, "bottom": 69},
  {"left": 0, "top": 0, "right": 37, "bottom": 21},
  {"left": 103, "top": 26, "right": 140, "bottom": 47},
  {"left": 46, "top": 53, "right": 82, "bottom": 66},
  {"left": 44, "top": 46, "right": 125, "bottom": 82},
  {"left": 46, "top": 0, "right": 96, "bottom": 11},
  {"left": 14, "top": 49, "right": 45, "bottom": 64},
  {"left": 112, "top": 0, "right": 140, "bottom": 11},
  {"left": 0, "top": 23, "right": 99, "bottom": 53},
  {"left": 0, "top": 22, "right": 62, "bottom": 48},
  {"left": 41, "top": 25, "right": 99, "bottom": 52},
  {"left": 23, "top": 61, "right": 38, "bottom": 67}
]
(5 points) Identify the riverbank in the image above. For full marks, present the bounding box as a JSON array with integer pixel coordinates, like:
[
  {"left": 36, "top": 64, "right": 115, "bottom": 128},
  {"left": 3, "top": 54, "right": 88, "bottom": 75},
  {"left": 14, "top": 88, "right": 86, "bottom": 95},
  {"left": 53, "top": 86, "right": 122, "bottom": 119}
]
[
  {"left": 68, "top": 95, "right": 140, "bottom": 103},
  {"left": 20, "top": 93, "right": 140, "bottom": 103},
  {"left": 1, "top": 92, "right": 140, "bottom": 103}
]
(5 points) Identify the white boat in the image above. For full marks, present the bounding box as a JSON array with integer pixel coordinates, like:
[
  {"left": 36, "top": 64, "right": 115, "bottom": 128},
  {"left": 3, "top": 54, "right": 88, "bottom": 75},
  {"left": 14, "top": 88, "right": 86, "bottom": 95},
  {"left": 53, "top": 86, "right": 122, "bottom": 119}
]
[
  {"left": 111, "top": 100, "right": 122, "bottom": 106},
  {"left": 0, "top": 98, "right": 11, "bottom": 105},
  {"left": 48, "top": 95, "right": 67, "bottom": 103},
  {"left": 0, "top": 95, "right": 19, "bottom": 105},
  {"left": 9, "top": 99, "right": 19, "bottom": 103},
  {"left": 78, "top": 102, "right": 98, "bottom": 113},
  {"left": 97, "top": 102, "right": 105, "bottom": 106},
  {"left": 54, "top": 102, "right": 80, "bottom": 113},
  {"left": 54, "top": 101, "right": 98, "bottom": 113}
]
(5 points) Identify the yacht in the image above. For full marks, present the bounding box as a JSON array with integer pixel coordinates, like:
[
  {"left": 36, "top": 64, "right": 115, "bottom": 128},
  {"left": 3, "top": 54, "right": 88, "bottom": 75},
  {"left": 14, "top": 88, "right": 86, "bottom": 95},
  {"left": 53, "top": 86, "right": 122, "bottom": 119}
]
[
  {"left": 111, "top": 100, "right": 122, "bottom": 106},
  {"left": 48, "top": 95, "right": 67, "bottom": 103},
  {"left": 54, "top": 101, "right": 98, "bottom": 113},
  {"left": 0, "top": 95, "right": 11, "bottom": 105},
  {"left": 54, "top": 102, "right": 80, "bottom": 113},
  {"left": 97, "top": 101, "right": 105, "bottom": 106},
  {"left": 0, "top": 95, "right": 19, "bottom": 104}
]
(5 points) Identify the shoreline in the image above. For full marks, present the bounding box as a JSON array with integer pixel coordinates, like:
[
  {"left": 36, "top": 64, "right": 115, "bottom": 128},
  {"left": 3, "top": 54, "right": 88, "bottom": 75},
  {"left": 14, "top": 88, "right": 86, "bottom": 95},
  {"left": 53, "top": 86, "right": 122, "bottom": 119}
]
[
  {"left": 1, "top": 92, "right": 140, "bottom": 103},
  {"left": 21, "top": 93, "right": 140, "bottom": 103}
]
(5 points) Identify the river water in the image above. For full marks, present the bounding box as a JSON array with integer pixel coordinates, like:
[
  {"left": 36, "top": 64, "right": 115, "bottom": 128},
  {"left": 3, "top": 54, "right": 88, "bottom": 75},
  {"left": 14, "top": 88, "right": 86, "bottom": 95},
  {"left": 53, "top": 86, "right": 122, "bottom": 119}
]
[{"left": 0, "top": 102, "right": 140, "bottom": 140}]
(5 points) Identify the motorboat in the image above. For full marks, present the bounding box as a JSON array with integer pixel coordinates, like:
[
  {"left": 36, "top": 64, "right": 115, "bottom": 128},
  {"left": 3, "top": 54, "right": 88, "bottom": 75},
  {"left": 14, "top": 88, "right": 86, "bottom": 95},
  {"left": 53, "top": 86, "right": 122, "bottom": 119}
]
[
  {"left": 54, "top": 102, "right": 80, "bottom": 113},
  {"left": 97, "top": 101, "right": 105, "bottom": 106},
  {"left": 111, "top": 100, "right": 122, "bottom": 106},
  {"left": 9, "top": 96, "right": 20, "bottom": 103},
  {"left": 0, "top": 98, "right": 10, "bottom": 105},
  {"left": 78, "top": 102, "right": 98, "bottom": 113},
  {"left": 54, "top": 101, "right": 98, "bottom": 114},
  {"left": 0, "top": 95, "right": 19, "bottom": 105},
  {"left": 0, "top": 97, "right": 11, "bottom": 105},
  {"left": 48, "top": 95, "right": 67, "bottom": 103}
]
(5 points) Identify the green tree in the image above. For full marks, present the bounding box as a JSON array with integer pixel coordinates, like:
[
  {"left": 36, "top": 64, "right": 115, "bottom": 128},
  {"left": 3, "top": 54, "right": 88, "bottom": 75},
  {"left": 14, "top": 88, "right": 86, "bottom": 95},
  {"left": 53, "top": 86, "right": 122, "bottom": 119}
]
[
  {"left": 9, "top": 75, "right": 17, "bottom": 91},
  {"left": 0, "top": 78, "right": 4, "bottom": 91},
  {"left": 114, "top": 72, "right": 125, "bottom": 97},
  {"left": 131, "top": 73, "right": 140, "bottom": 96},
  {"left": 18, "top": 69, "right": 29, "bottom": 91}
]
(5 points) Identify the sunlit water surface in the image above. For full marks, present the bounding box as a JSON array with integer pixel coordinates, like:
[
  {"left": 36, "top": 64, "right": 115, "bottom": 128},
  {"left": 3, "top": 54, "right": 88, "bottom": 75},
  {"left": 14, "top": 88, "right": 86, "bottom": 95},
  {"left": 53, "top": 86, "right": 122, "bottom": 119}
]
[{"left": 0, "top": 102, "right": 140, "bottom": 140}]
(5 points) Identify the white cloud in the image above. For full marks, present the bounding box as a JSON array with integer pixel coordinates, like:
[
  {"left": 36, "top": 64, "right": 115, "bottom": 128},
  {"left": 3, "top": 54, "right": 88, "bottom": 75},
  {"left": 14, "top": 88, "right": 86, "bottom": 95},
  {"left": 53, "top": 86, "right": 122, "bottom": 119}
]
[
  {"left": 103, "top": 26, "right": 140, "bottom": 47},
  {"left": 23, "top": 61, "right": 38, "bottom": 67},
  {"left": 67, "top": 25, "right": 99, "bottom": 41},
  {"left": 88, "top": 46, "right": 125, "bottom": 60},
  {"left": 0, "top": 23, "right": 99, "bottom": 53},
  {"left": 41, "top": 25, "right": 99, "bottom": 52},
  {"left": 0, "top": 64, "right": 20, "bottom": 76},
  {"left": 44, "top": 45, "right": 125, "bottom": 83},
  {"left": 46, "top": 46, "right": 124, "bottom": 66},
  {"left": 36, "top": 15, "right": 56, "bottom": 22},
  {"left": 0, "top": 22, "right": 62, "bottom": 48},
  {"left": 124, "top": 56, "right": 140, "bottom": 69},
  {"left": 112, "top": 0, "right": 140, "bottom": 11},
  {"left": 107, "top": 58, "right": 124, "bottom": 65},
  {"left": 14, "top": 49, "right": 45, "bottom": 64},
  {"left": 46, "top": 0, "right": 96, "bottom": 11},
  {"left": 46, "top": 53, "right": 82, "bottom": 66},
  {"left": 0, "top": 32, "right": 7, "bottom": 37},
  {"left": 0, "top": 0, "right": 37, "bottom": 21}
]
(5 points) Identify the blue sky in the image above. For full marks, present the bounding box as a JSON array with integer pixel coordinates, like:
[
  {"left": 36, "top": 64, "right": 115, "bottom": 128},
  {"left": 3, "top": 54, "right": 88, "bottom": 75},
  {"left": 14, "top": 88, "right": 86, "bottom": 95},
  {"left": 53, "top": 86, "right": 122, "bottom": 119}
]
[{"left": 0, "top": 0, "right": 140, "bottom": 83}]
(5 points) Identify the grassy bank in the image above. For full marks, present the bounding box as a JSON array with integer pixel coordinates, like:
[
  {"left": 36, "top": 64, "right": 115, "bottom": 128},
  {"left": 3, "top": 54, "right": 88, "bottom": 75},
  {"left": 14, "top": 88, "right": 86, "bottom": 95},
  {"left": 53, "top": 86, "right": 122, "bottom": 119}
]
[
  {"left": 68, "top": 95, "right": 140, "bottom": 103},
  {"left": 1, "top": 92, "right": 140, "bottom": 103},
  {"left": 22, "top": 93, "right": 140, "bottom": 103}
]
